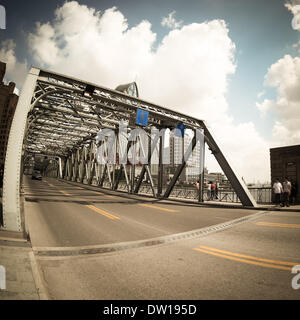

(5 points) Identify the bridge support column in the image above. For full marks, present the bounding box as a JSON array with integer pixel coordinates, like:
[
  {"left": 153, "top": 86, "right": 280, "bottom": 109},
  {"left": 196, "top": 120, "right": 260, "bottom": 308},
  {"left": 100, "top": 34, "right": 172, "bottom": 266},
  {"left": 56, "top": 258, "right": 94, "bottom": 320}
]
[{"left": 2, "top": 68, "right": 39, "bottom": 232}]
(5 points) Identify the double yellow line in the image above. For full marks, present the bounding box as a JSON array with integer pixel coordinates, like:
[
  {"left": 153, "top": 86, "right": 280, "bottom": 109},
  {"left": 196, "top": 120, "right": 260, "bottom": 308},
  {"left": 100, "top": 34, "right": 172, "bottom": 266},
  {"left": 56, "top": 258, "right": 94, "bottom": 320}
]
[
  {"left": 86, "top": 205, "right": 120, "bottom": 220},
  {"left": 194, "top": 246, "right": 299, "bottom": 271},
  {"left": 138, "top": 203, "right": 178, "bottom": 213},
  {"left": 256, "top": 222, "right": 300, "bottom": 229},
  {"left": 46, "top": 182, "right": 72, "bottom": 196}
]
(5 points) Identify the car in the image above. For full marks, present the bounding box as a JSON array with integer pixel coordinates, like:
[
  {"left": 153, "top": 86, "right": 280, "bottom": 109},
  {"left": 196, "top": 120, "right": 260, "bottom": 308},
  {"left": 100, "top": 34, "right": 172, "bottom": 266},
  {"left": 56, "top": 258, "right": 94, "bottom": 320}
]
[{"left": 32, "top": 170, "right": 42, "bottom": 180}]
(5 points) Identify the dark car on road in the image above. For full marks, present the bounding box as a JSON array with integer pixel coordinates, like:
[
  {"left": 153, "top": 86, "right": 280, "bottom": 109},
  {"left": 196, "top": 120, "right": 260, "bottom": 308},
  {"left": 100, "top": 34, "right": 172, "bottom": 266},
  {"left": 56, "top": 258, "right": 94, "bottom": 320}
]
[{"left": 32, "top": 170, "right": 42, "bottom": 180}]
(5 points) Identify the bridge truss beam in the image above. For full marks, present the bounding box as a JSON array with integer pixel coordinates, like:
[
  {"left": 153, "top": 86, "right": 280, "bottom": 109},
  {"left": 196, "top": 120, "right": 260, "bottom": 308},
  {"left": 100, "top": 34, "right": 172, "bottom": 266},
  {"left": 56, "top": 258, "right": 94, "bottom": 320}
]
[{"left": 2, "top": 67, "right": 257, "bottom": 232}]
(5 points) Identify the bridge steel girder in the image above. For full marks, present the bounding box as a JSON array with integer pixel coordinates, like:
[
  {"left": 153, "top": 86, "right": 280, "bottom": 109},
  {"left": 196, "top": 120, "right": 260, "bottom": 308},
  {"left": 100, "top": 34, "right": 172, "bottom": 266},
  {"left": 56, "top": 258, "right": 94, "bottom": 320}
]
[
  {"left": 2, "top": 67, "right": 257, "bottom": 233},
  {"left": 201, "top": 121, "right": 257, "bottom": 208}
]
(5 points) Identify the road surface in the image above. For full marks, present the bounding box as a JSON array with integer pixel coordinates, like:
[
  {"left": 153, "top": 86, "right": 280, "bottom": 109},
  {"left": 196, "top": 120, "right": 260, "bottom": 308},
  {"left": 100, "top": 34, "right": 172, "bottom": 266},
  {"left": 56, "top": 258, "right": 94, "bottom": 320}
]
[{"left": 23, "top": 176, "right": 300, "bottom": 299}]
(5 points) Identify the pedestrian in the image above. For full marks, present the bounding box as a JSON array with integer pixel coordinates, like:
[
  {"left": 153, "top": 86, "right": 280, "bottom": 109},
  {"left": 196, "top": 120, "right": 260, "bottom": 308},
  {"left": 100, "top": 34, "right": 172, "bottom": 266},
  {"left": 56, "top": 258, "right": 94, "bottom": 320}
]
[
  {"left": 195, "top": 180, "right": 200, "bottom": 199},
  {"left": 282, "top": 177, "right": 291, "bottom": 207},
  {"left": 210, "top": 182, "right": 216, "bottom": 200},
  {"left": 207, "top": 182, "right": 211, "bottom": 200},
  {"left": 291, "top": 181, "right": 298, "bottom": 205},
  {"left": 273, "top": 178, "right": 283, "bottom": 207},
  {"left": 215, "top": 181, "right": 219, "bottom": 200}
]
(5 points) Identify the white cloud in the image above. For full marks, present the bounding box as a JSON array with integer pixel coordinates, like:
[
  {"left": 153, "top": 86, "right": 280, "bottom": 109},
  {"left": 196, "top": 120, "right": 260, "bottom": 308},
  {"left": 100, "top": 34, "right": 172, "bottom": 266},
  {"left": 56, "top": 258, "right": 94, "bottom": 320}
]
[
  {"left": 28, "top": 3, "right": 156, "bottom": 88},
  {"left": 257, "top": 90, "right": 265, "bottom": 99},
  {"left": 161, "top": 11, "right": 183, "bottom": 30},
  {"left": 258, "top": 55, "right": 300, "bottom": 147},
  {"left": 256, "top": 99, "right": 274, "bottom": 116},
  {"left": 6, "top": 1, "right": 269, "bottom": 182},
  {"left": 0, "top": 39, "right": 28, "bottom": 90},
  {"left": 208, "top": 121, "right": 270, "bottom": 184}
]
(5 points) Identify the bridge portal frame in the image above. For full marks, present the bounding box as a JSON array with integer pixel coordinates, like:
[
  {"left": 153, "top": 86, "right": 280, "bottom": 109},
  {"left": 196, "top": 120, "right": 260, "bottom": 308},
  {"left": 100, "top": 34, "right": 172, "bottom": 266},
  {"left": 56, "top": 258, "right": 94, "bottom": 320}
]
[{"left": 2, "top": 67, "right": 257, "bottom": 232}]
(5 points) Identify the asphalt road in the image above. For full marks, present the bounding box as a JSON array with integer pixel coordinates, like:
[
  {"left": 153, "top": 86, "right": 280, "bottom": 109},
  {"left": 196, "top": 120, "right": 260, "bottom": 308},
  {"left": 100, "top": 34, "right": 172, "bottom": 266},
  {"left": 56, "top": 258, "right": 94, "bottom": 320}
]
[{"left": 23, "top": 176, "right": 300, "bottom": 299}]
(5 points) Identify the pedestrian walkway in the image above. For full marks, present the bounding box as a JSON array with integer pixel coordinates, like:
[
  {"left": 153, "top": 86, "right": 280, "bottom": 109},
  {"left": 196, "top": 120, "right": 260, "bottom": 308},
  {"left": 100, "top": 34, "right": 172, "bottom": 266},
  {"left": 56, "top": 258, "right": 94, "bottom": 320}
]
[
  {"left": 203, "top": 200, "right": 300, "bottom": 212},
  {"left": 169, "top": 195, "right": 300, "bottom": 212},
  {"left": 0, "top": 230, "right": 40, "bottom": 300}
]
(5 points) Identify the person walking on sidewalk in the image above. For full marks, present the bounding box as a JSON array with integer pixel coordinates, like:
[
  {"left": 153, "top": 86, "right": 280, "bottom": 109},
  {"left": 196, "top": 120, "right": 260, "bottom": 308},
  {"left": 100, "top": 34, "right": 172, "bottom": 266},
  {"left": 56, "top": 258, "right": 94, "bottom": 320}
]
[
  {"left": 210, "top": 182, "right": 216, "bottom": 200},
  {"left": 291, "top": 181, "right": 298, "bottom": 205},
  {"left": 273, "top": 178, "right": 283, "bottom": 207},
  {"left": 282, "top": 177, "right": 291, "bottom": 207}
]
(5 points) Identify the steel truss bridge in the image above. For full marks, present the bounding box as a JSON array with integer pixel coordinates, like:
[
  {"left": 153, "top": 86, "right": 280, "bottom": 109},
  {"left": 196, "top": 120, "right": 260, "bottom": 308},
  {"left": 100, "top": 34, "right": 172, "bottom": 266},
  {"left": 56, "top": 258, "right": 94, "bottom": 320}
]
[{"left": 2, "top": 67, "right": 257, "bottom": 232}]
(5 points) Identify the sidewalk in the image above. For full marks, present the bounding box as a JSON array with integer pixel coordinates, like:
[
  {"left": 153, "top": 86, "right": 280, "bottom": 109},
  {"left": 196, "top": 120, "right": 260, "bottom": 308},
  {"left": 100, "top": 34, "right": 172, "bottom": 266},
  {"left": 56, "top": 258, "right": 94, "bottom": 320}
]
[
  {"left": 0, "top": 230, "right": 40, "bottom": 300},
  {"left": 203, "top": 200, "right": 300, "bottom": 212}
]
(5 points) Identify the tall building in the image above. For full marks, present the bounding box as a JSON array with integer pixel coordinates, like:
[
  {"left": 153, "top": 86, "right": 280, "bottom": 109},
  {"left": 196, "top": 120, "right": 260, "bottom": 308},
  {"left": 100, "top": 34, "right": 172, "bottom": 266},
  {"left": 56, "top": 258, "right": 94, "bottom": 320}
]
[
  {"left": 270, "top": 144, "right": 300, "bottom": 203},
  {"left": 0, "top": 61, "right": 19, "bottom": 169}
]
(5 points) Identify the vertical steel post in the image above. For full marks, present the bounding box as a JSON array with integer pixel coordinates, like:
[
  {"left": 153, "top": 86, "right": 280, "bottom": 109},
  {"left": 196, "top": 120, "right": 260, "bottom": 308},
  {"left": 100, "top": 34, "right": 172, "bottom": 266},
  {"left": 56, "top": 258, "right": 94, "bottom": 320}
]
[
  {"left": 198, "top": 139, "right": 205, "bottom": 203},
  {"left": 3, "top": 68, "right": 39, "bottom": 231},
  {"left": 157, "top": 136, "right": 163, "bottom": 197}
]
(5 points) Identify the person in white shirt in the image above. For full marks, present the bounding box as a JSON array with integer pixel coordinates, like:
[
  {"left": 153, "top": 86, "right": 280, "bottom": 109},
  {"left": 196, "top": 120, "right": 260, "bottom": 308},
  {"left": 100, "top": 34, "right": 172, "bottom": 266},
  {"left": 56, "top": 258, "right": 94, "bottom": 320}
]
[{"left": 273, "top": 179, "right": 283, "bottom": 207}]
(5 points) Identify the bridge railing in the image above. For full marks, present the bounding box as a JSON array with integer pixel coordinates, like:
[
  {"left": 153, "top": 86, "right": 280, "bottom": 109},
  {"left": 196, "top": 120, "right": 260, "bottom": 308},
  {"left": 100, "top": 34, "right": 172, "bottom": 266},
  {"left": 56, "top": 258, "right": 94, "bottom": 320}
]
[{"left": 115, "top": 183, "right": 272, "bottom": 204}]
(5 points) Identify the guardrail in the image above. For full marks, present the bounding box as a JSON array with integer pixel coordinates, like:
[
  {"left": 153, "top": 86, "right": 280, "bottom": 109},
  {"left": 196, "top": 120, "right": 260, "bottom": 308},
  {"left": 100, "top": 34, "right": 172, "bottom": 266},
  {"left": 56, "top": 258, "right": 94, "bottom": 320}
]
[{"left": 115, "top": 182, "right": 273, "bottom": 204}]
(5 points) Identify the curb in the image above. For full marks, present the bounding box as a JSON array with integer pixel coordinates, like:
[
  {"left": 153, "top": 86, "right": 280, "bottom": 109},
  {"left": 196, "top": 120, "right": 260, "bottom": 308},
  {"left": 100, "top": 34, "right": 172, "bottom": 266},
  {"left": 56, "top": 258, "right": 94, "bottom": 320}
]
[
  {"left": 33, "top": 210, "right": 269, "bottom": 257},
  {"left": 29, "top": 251, "right": 50, "bottom": 300}
]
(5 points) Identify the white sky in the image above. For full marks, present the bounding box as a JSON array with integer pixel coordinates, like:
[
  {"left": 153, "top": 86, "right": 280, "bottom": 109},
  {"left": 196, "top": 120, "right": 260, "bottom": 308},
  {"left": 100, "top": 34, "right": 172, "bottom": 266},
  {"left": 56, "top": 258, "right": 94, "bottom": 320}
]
[{"left": 1, "top": 1, "right": 300, "bottom": 183}]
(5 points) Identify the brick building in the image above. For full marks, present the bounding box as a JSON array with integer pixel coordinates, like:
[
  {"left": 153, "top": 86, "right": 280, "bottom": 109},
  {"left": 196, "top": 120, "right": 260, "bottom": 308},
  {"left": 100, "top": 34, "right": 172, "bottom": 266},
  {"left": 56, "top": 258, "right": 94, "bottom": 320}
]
[
  {"left": 270, "top": 144, "right": 300, "bottom": 203},
  {"left": 0, "top": 61, "right": 18, "bottom": 171}
]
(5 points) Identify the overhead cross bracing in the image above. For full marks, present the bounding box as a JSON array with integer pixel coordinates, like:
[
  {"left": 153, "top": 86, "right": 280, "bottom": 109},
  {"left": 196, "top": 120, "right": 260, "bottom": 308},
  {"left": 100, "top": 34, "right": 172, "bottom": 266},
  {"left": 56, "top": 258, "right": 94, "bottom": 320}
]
[
  {"left": 2, "top": 67, "right": 257, "bottom": 232},
  {"left": 25, "top": 69, "right": 203, "bottom": 159}
]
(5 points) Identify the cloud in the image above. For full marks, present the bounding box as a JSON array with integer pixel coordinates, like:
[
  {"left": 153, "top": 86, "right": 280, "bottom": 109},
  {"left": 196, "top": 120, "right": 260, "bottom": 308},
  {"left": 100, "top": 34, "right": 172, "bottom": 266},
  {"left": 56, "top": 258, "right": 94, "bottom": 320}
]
[
  {"left": 256, "top": 99, "right": 274, "bottom": 116},
  {"left": 7, "top": 1, "right": 269, "bottom": 182},
  {"left": 209, "top": 121, "right": 270, "bottom": 184},
  {"left": 161, "top": 11, "right": 183, "bottom": 29},
  {"left": 257, "top": 55, "right": 300, "bottom": 146},
  {"left": 257, "top": 90, "right": 265, "bottom": 99},
  {"left": 0, "top": 39, "right": 28, "bottom": 89},
  {"left": 28, "top": 3, "right": 156, "bottom": 88}
]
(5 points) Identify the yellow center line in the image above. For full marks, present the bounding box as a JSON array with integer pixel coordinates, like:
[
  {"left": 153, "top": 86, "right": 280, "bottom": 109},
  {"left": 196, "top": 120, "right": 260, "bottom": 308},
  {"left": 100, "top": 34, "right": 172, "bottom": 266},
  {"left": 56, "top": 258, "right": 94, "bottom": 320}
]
[
  {"left": 193, "top": 248, "right": 292, "bottom": 271},
  {"left": 197, "top": 246, "right": 299, "bottom": 267},
  {"left": 44, "top": 181, "right": 71, "bottom": 196},
  {"left": 86, "top": 205, "right": 120, "bottom": 220},
  {"left": 91, "top": 191, "right": 104, "bottom": 195},
  {"left": 104, "top": 195, "right": 118, "bottom": 199},
  {"left": 256, "top": 222, "right": 300, "bottom": 229},
  {"left": 59, "top": 190, "right": 71, "bottom": 196},
  {"left": 138, "top": 203, "right": 179, "bottom": 213},
  {"left": 73, "top": 187, "right": 105, "bottom": 195},
  {"left": 272, "top": 212, "right": 300, "bottom": 216}
]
